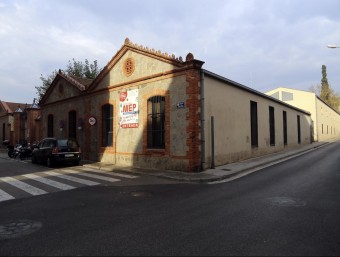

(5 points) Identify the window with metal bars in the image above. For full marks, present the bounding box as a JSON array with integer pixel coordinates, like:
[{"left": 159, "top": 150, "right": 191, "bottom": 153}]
[
  {"left": 69, "top": 111, "right": 77, "bottom": 139},
  {"left": 102, "top": 104, "right": 113, "bottom": 147},
  {"left": 147, "top": 96, "right": 165, "bottom": 149},
  {"left": 297, "top": 115, "right": 301, "bottom": 144},
  {"left": 47, "top": 114, "right": 54, "bottom": 137},
  {"left": 250, "top": 101, "right": 258, "bottom": 147},
  {"left": 269, "top": 106, "right": 275, "bottom": 146},
  {"left": 283, "top": 111, "right": 287, "bottom": 145}
]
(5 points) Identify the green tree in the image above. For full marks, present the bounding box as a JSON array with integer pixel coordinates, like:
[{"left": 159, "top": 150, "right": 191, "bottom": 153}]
[
  {"left": 35, "top": 70, "right": 59, "bottom": 102},
  {"left": 66, "top": 58, "right": 100, "bottom": 79},
  {"left": 320, "top": 65, "right": 331, "bottom": 101},
  {"left": 318, "top": 65, "right": 340, "bottom": 111},
  {"left": 36, "top": 59, "right": 101, "bottom": 102}
]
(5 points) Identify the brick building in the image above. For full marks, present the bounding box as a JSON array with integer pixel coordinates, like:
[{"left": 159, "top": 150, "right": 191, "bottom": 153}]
[
  {"left": 39, "top": 39, "right": 312, "bottom": 172},
  {"left": 0, "top": 100, "right": 41, "bottom": 146}
]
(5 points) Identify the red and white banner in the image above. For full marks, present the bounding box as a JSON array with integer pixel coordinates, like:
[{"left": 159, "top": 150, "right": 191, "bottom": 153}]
[{"left": 119, "top": 89, "right": 139, "bottom": 128}]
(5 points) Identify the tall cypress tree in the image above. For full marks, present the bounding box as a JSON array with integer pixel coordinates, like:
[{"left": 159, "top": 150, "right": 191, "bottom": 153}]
[{"left": 320, "top": 65, "right": 330, "bottom": 101}]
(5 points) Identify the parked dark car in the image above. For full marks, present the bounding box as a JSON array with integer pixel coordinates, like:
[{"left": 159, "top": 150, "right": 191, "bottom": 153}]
[{"left": 31, "top": 138, "right": 81, "bottom": 167}]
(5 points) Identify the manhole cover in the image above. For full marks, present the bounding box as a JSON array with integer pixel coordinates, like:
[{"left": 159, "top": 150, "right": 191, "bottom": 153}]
[
  {"left": 130, "top": 191, "right": 152, "bottom": 197},
  {"left": 0, "top": 220, "right": 42, "bottom": 240},
  {"left": 265, "top": 197, "right": 306, "bottom": 207}
]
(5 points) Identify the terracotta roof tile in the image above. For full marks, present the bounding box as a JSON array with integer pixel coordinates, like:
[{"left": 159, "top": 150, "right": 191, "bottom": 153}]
[{"left": 0, "top": 101, "right": 27, "bottom": 113}]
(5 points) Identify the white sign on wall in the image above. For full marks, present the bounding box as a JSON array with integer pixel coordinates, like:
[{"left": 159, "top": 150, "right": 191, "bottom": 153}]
[
  {"left": 119, "top": 89, "right": 139, "bottom": 128},
  {"left": 88, "top": 116, "right": 97, "bottom": 126}
]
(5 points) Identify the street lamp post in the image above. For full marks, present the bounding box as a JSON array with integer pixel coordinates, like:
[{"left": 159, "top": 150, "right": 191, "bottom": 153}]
[{"left": 327, "top": 45, "right": 340, "bottom": 48}]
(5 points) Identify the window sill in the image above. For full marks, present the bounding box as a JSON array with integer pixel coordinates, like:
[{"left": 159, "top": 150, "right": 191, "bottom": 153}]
[{"left": 145, "top": 148, "right": 166, "bottom": 155}]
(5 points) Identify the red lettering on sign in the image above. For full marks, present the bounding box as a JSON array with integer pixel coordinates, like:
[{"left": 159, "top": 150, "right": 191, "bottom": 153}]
[
  {"left": 121, "top": 123, "right": 139, "bottom": 128},
  {"left": 122, "top": 104, "right": 137, "bottom": 113}
]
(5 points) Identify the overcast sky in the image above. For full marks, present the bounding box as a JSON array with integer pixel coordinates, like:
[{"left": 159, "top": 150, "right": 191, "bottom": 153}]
[{"left": 1, "top": 0, "right": 340, "bottom": 104}]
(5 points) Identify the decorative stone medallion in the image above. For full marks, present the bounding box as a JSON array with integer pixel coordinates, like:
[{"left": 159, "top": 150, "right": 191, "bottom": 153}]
[{"left": 123, "top": 58, "right": 135, "bottom": 77}]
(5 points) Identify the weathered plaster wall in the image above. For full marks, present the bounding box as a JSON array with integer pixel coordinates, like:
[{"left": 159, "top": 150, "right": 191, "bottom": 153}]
[{"left": 204, "top": 76, "right": 312, "bottom": 168}]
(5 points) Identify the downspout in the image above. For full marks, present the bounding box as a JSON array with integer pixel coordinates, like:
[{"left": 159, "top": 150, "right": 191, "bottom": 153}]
[{"left": 200, "top": 70, "right": 206, "bottom": 171}]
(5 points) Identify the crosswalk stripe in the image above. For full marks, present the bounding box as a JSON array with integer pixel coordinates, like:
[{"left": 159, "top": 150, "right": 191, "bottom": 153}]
[
  {"left": 62, "top": 169, "right": 120, "bottom": 183},
  {"left": 0, "top": 188, "right": 15, "bottom": 202},
  {"left": 0, "top": 177, "right": 47, "bottom": 196},
  {"left": 43, "top": 171, "right": 100, "bottom": 186},
  {"left": 22, "top": 174, "right": 75, "bottom": 190},
  {"left": 81, "top": 167, "right": 138, "bottom": 179}
]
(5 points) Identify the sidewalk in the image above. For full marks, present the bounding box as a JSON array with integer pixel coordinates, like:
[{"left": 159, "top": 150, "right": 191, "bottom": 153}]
[
  {"left": 0, "top": 141, "right": 330, "bottom": 183},
  {"left": 82, "top": 141, "right": 330, "bottom": 183}
]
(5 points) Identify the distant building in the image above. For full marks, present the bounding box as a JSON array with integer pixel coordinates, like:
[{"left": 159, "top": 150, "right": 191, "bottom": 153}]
[
  {"left": 38, "top": 39, "right": 312, "bottom": 172},
  {"left": 0, "top": 99, "right": 41, "bottom": 145},
  {"left": 266, "top": 87, "right": 340, "bottom": 142}
]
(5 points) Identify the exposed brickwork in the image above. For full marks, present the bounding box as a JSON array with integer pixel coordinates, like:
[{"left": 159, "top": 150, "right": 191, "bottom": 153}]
[
  {"left": 83, "top": 96, "right": 92, "bottom": 160},
  {"left": 185, "top": 68, "right": 201, "bottom": 172}
]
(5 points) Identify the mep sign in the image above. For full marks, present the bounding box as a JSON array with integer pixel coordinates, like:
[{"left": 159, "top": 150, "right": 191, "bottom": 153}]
[{"left": 120, "top": 89, "right": 139, "bottom": 128}]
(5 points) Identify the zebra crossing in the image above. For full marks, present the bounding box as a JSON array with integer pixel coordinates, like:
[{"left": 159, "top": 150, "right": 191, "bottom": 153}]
[{"left": 0, "top": 167, "right": 139, "bottom": 203}]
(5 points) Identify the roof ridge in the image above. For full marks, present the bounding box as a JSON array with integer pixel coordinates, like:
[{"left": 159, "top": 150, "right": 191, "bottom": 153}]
[
  {"left": 59, "top": 71, "right": 86, "bottom": 91},
  {"left": 1, "top": 101, "right": 10, "bottom": 112},
  {"left": 124, "top": 37, "right": 184, "bottom": 63}
]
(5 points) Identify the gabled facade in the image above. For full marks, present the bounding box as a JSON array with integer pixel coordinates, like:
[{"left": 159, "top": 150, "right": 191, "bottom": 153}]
[
  {"left": 266, "top": 87, "right": 340, "bottom": 142},
  {"left": 0, "top": 100, "right": 41, "bottom": 145},
  {"left": 39, "top": 39, "right": 312, "bottom": 172},
  {"left": 0, "top": 100, "right": 18, "bottom": 143},
  {"left": 40, "top": 38, "right": 203, "bottom": 171}
]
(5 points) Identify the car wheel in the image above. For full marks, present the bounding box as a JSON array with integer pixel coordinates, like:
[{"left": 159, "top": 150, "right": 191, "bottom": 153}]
[
  {"left": 46, "top": 157, "right": 53, "bottom": 168},
  {"left": 31, "top": 155, "right": 37, "bottom": 164},
  {"left": 73, "top": 161, "right": 80, "bottom": 166}
]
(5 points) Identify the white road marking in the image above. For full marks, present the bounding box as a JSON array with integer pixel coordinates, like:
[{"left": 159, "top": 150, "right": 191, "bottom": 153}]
[
  {"left": 22, "top": 174, "right": 75, "bottom": 190},
  {"left": 62, "top": 169, "right": 120, "bottom": 183},
  {"left": 81, "top": 167, "right": 138, "bottom": 179},
  {"left": 44, "top": 171, "right": 100, "bottom": 186},
  {"left": 0, "top": 177, "right": 47, "bottom": 196},
  {"left": 0, "top": 188, "right": 15, "bottom": 202}
]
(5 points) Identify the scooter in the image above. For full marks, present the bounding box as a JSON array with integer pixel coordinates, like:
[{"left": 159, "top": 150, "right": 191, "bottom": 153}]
[
  {"left": 18, "top": 144, "right": 33, "bottom": 160},
  {"left": 2, "top": 140, "right": 15, "bottom": 158}
]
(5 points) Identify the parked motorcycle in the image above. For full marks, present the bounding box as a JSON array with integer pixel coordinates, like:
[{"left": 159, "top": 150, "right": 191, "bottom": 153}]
[
  {"left": 3, "top": 140, "right": 15, "bottom": 158},
  {"left": 17, "top": 143, "right": 33, "bottom": 160},
  {"left": 3, "top": 141, "right": 32, "bottom": 159}
]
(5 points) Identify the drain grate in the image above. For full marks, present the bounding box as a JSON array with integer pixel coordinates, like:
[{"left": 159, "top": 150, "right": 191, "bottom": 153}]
[{"left": 0, "top": 220, "right": 42, "bottom": 240}]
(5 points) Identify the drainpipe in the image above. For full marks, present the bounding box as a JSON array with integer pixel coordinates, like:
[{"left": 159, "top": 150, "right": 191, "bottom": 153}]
[{"left": 200, "top": 70, "right": 206, "bottom": 171}]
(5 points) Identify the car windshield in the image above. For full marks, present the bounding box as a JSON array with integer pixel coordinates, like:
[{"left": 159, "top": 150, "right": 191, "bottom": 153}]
[
  {"left": 57, "top": 139, "right": 79, "bottom": 150},
  {"left": 58, "top": 140, "right": 68, "bottom": 147}
]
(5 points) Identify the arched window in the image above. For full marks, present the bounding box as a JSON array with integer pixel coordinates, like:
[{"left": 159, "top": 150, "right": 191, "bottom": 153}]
[
  {"left": 147, "top": 96, "right": 165, "bottom": 149},
  {"left": 47, "top": 114, "right": 54, "bottom": 137},
  {"left": 102, "top": 104, "right": 113, "bottom": 147},
  {"left": 69, "top": 111, "right": 77, "bottom": 139}
]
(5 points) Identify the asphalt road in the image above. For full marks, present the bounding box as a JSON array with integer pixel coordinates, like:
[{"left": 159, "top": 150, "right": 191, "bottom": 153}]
[{"left": 0, "top": 142, "right": 339, "bottom": 256}]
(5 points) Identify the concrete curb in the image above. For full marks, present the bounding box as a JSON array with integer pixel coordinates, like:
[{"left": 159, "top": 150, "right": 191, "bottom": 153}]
[
  {"left": 207, "top": 142, "right": 329, "bottom": 182},
  {"left": 83, "top": 142, "right": 330, "bottom": 183}
]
